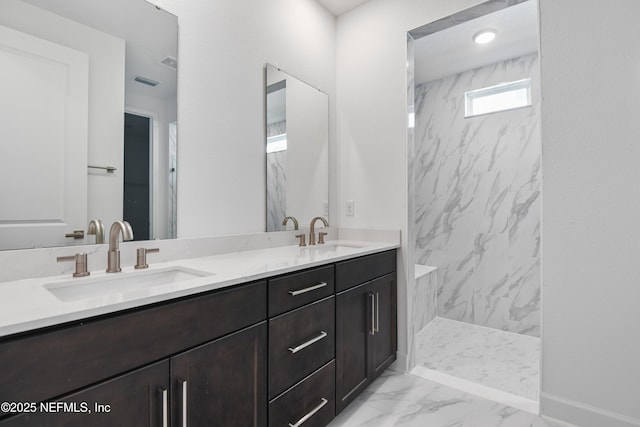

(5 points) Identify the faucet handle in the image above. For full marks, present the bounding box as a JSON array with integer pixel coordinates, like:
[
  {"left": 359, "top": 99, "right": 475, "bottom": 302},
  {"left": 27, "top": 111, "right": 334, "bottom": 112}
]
[
  {"left": 57, "top": 253, "right": 90, "bottom": 277},
  {"left": 135, "top": 248, "right": 160, "bottom": 269},
  {"left": 295, "top": 234, "right": 307, "bottom": 247},
  {"left": 318, "top": 232, "right": 328, "bottom": 244},
  {"left": 64, "top": 230, "right": 85, "bottom": 239}
]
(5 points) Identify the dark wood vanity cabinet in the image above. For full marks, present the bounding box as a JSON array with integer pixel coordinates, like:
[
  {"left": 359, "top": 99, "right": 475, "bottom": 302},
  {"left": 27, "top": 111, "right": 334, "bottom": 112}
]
[
  {"left": 0, "top": 249, "right": 397, "bottom": 426},
  {"left": 0, "top": 360, "right": 170, "bottom": 427},
  {"left": 0, "top": 280, "right": 268, "bottom": 427},
  {"left": 267, "top": 265, "right": 336, "bottom": 427},
  {"left": 335, "top": 252, "right": 397, "bottom": 414},
  {"left": 171, "top": 323, "right": 267, "bottom": 427}
]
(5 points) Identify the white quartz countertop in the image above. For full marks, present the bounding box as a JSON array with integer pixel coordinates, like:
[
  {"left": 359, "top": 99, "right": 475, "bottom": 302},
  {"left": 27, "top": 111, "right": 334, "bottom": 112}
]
[{"left": 0, "top": 240, "right": 397, "bottom": 338}]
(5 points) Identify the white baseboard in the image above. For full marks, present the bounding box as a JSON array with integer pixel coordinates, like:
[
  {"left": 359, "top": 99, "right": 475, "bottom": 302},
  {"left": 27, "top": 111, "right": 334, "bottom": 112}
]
[{"left": 541, "top": 392, "right": 640, "bottom": 427}]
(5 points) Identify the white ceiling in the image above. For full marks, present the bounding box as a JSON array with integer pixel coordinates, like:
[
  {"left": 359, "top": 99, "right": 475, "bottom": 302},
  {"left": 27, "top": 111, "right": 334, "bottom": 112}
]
[
  {"left": 414, "top": 1, "right": 539, "bottom": 85},
  {"left": 316, "top": 0, "right": 372, "bottom": 16},
  {"left": 22, "top": 0, "right": 178, "bottom": 100}
]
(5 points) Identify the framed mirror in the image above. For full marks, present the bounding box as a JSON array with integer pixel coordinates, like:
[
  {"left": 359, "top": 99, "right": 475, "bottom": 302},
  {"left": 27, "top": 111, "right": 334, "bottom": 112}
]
[
  {"left": 265, "top": 64, "right": 329, "bottom": 232},
  {"left": 0, "top": 0, "right": 178, "bottom": 250}
]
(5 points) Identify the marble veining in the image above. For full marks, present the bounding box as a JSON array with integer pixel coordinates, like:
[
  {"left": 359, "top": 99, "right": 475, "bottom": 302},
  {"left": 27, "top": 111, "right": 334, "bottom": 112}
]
[
  {"left": 329, "top": 370, "right": 561, "bottom": 427},
  {"left": 266, "top": 120, "right": 288, "bottom": 231},
  {"left": 414, "top": 317, "right": 539, "bottom": 401},
  {"left": 267, "top": 120, "right": 286, "bottom": 138},
  {"left": 266, "top": 150, "right": 287, "bottom": 231},
  {"left": 413, "top": 54, "right": 541, "bottom": 336}
]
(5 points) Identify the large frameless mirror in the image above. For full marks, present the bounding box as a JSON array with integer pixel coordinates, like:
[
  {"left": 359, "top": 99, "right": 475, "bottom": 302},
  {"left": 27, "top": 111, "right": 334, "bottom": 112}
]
[
  {"left": 265, "top": 64, "right": 329, "bottom": 232},
  {"left": 0, "top": 0, "right": 178, "bottom": 250}
]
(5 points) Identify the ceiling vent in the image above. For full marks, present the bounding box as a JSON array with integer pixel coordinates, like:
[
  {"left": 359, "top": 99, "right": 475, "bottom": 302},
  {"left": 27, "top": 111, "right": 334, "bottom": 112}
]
[
  {"left": 134, "top": 76, "right": 159, "bottom": 87},
  {"left": 161, "top": 56, "right": 178, "bottom": 70}
]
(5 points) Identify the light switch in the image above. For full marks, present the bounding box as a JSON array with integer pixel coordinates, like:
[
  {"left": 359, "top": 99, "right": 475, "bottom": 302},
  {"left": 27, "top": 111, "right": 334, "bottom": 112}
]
[
  {"left": 345, "top": 200, "right": 354, "bottom": 216},
  {"left": 323, "top": 201, "right": 329, "bottom": 216}
]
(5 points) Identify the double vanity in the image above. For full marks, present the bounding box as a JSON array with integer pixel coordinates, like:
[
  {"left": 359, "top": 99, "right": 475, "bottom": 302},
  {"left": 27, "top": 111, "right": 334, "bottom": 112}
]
[{"left": 0, "top": 236, "right": 398, "bottom": 426}]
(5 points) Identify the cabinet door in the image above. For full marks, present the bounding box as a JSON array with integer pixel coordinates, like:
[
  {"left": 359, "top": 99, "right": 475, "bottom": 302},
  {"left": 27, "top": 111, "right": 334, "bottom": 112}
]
[
  {"left": 171, "top": 322, "right": 267, "bottom": 427},
  {"left": 0, "top": 361, "right": 169, "bottom": 427},
  {"left": 335, "top": 282, "right": 372, "bottom": 414},
  {"left": 368, "top": 274, "right": 397, "bottom": 378}
]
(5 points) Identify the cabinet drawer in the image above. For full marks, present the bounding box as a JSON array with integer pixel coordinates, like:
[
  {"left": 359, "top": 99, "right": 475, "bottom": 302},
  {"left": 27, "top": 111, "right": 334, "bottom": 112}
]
[
  {"left": 269, "top": 360, "right": 335, "bottom": 427},
  {"left": 0, "top": 280, "right": 267, "bottom": 404},
  {"left": 269, "top": 297, "right": 335, "bottom": 398},
  {"left": 336, "top": 250, "right": 396, "bottom": 292},
  {"left": 269, "top": 265, "right": 334, "bottom": 317}
]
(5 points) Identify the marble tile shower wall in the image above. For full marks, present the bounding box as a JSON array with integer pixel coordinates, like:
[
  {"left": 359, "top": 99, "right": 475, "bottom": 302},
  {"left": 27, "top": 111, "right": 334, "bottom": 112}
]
[
  {"left": 413, "top": 54, "right": 541, "bottom": 337},
  {"left": 266, "top": 120, "right": 287, "bottom": 231},
  {"left": 266, "top": 151, "right": 287, "bottom": 231}
]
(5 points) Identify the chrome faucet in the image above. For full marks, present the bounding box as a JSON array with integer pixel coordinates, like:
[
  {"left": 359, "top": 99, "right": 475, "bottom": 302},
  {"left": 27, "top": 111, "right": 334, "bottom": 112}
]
[
  {"left": 309, "top": 216, "right": 329, "bottom": 245},
  {"left": 282, "top": 216, "right": 299, "bottom": 230},
  {"left": 88, "top": 219, "right": 105, "bottom": 244},
  {"left": 106, "top": 221, "right": 134, "bottom": 273}
]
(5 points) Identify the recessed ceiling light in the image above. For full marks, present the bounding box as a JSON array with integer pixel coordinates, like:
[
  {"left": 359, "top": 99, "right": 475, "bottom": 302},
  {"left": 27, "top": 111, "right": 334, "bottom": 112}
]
[{"left": 473, "top": 29, "right": 497, "bottom": 45}]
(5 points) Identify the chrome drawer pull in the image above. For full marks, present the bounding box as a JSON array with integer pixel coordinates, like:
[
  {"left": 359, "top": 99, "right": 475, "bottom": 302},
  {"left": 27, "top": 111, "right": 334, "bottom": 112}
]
[
  {"left": 288, "top": 282, "right": 327, "bottom": 296},
  {"left": 288, "top": 331, "right": 328, "bottom": 353},
  {"left": 374, "top": 291, "right": 380, "bottom": 333},
  {"left": 181, "top": 380, "right": 188, "bottom": 427},
  {"left": 288, "top": 398, "right": 328, "bottom": 427},
  {"left": 369, "top": 293, "right": 375, "bottom": 335},
  {"left": 160, "top": 388, "right": 168, "bottom": 427}
]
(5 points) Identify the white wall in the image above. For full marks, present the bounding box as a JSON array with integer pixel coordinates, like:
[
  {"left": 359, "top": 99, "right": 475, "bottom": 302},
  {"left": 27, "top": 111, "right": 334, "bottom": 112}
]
[
  {"left": 336, "top": 0, "right": 482, "bottom": 369},
  {"left": 539, "top": 0, "right": 640, "bottom": 425},
  {"left": 0, "top": 0, "right": 125, "bottom": 240},
  {"left": 149, "top": 0, "right": 336, "bottom": 238},
  {"left": 286, "top": 76, "right": 329, "bottom": 229}
]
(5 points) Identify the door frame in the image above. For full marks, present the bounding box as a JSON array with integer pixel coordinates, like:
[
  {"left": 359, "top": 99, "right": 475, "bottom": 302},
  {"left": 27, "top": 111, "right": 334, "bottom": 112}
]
[{"left": 124, "top": 107, "right": 155, "bottom": 239}]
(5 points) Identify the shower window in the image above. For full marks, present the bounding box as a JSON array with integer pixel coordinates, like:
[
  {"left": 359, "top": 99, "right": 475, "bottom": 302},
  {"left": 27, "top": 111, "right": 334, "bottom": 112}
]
[
  {"left": 464, "top": 78, "right": 531, "bottom": 117},
  {"left": 266, "top": 133, "right": 287, "bottom": 153}
]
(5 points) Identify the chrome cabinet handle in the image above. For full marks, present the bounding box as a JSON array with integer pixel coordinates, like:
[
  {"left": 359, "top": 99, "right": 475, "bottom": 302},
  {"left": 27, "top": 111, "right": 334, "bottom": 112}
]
[
  {"left": 288, "top": 331, "right": 328, "bottom": 353},
  {"left": 288, "top": 282, "right": 327, "bottom": 296},
  {"left": 375, "top": 292, "right": 380, "bottom": 333},
  {"left": 288, "top": 398, "right": 328, "bottom": 427},
  {"left": 160, "top": 388, "right": 168, "bottom": 427},
  {"left": 181, "top": 380, "right": 188, "bottom": 427},
  {"left": 369, "top": 293, "right": 375, "bottom": 335}
]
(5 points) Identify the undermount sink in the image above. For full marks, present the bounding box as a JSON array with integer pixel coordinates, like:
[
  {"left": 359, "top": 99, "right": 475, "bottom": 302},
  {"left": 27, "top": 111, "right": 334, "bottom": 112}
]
[
  {"left": 45, "top": 266, "right": 213, "bottom": 302},
  {"left": 307, "top": 242, "right": 365, "bottom": 252}
]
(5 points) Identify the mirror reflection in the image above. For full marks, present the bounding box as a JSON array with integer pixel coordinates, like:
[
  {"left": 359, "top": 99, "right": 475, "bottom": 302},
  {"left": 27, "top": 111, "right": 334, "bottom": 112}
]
[
  {"left": 0, "top": 0, "right": 178, "bottom": 250},
  {"left": 265, "top": 64, "right": 329, "bottom": 232}
]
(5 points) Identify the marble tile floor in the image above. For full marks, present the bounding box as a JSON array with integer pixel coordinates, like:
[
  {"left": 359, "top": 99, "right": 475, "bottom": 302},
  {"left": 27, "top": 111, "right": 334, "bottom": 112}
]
[
  {"left": 328, "top": 370, "right": 564, "bottom": 427},
  {"left": 413, "top": 318, "right": 540, "bottom": 403}
]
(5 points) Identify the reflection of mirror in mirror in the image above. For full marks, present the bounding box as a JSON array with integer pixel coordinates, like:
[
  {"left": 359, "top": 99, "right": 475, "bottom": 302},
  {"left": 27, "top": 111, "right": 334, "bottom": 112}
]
[
  {"left": 0, "top": 0, "right": 178, "bottom": 250},
  {"left": 265, "top": 64, "right": 329, "bottom": 232}
]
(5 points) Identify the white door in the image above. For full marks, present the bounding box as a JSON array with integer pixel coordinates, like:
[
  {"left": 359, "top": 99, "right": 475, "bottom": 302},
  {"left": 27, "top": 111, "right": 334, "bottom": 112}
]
[{"left": 0, "top": 25, "right": 88, "bottom": 250}]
